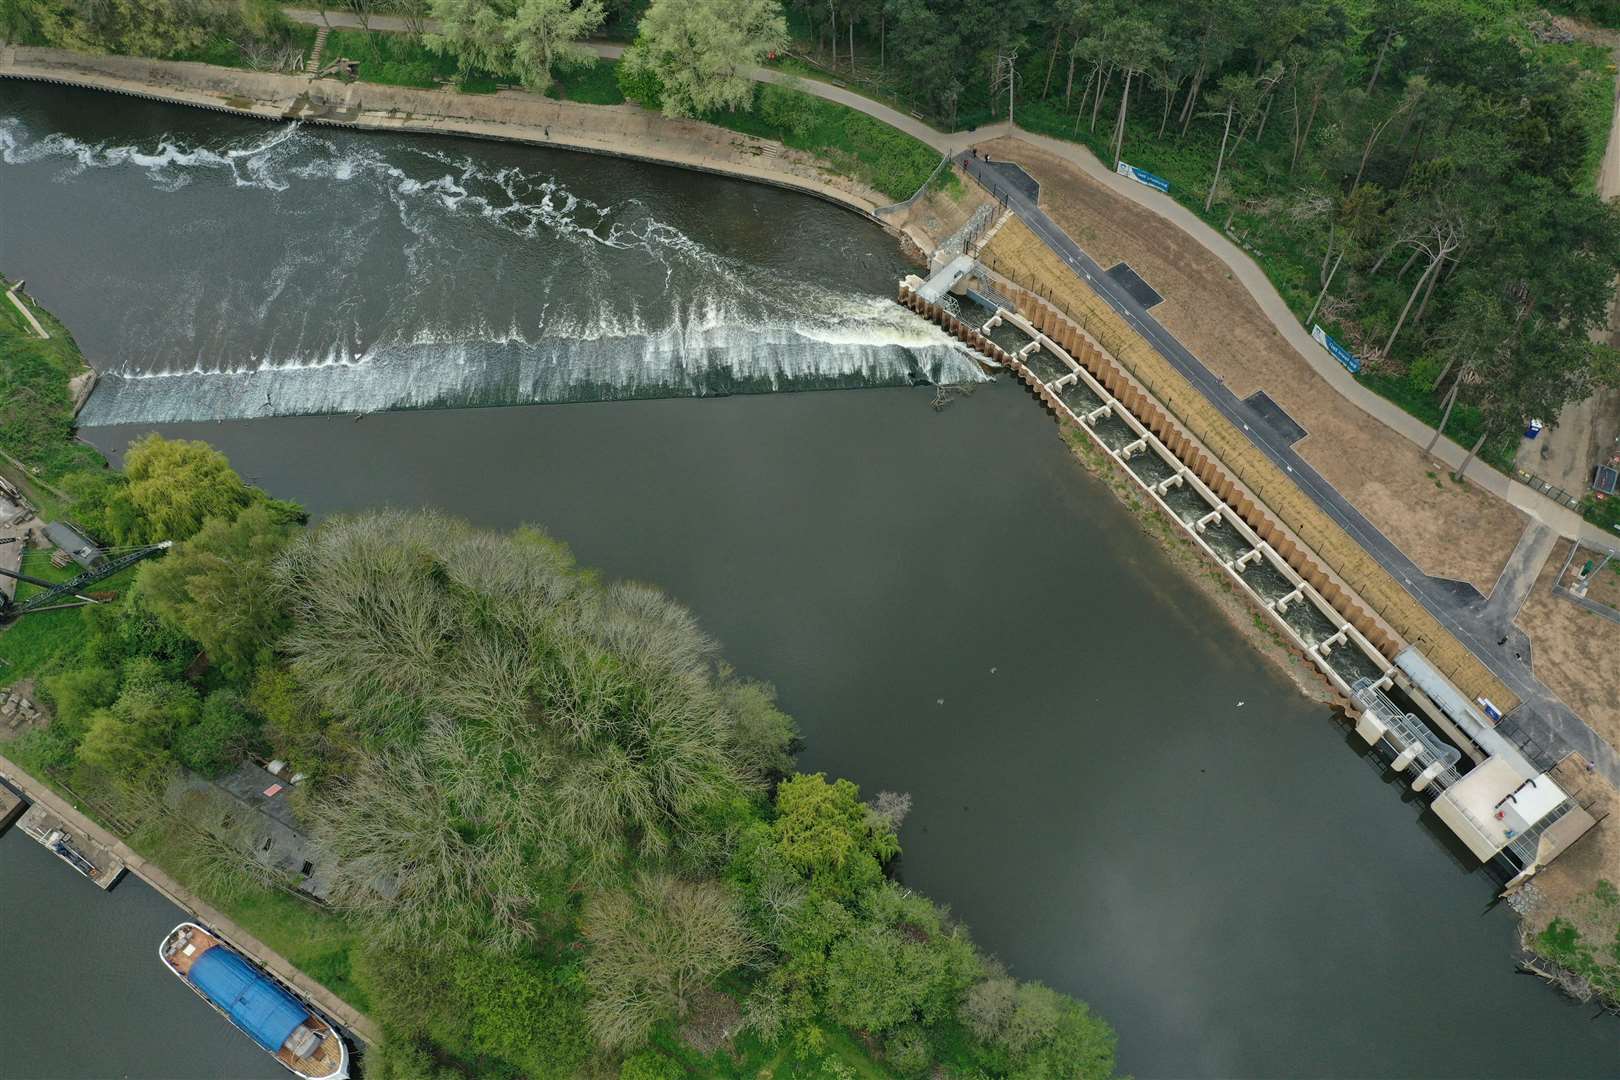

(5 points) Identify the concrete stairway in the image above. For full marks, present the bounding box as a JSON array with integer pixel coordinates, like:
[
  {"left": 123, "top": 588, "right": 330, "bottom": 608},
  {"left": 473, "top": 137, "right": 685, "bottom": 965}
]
[{"left": 305, "top": 25, "right": 330, "bottom": 73}]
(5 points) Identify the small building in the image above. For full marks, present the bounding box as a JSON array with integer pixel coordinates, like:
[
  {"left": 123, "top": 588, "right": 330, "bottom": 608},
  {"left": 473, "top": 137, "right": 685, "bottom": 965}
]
[
  {"left": 42, "top": 522, "right": 104, "bottom": 570},
  {"left": 1357, "top": 653, "right": 1601, "bottom": 885},
  {"left": 170, "top": 762, "right": 339, "bottom": 903}
]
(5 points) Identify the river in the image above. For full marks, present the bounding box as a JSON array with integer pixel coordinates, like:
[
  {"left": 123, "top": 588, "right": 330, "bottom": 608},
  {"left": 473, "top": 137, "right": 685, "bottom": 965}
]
[{"left": 4, "top": 82, "right": 1618, "bottom": 1079}]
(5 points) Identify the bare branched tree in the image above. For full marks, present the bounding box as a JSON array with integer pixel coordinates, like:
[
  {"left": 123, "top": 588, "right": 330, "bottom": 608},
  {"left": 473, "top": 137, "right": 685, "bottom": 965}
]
[{"left": 583, "top": 873, "right": 759, "bottom": 1049}]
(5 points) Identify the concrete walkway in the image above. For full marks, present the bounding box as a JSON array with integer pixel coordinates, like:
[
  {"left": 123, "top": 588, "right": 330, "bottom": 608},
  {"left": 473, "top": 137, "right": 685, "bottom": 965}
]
[
  {"left": 1481, "top": 522, "right": 1559, "bottom": 633},
  {"left": 6, "top": 283, "right": 50, "bottom": 339},
  {"left": 0, "top": 752, "right": 379, "bottom": 1045}
]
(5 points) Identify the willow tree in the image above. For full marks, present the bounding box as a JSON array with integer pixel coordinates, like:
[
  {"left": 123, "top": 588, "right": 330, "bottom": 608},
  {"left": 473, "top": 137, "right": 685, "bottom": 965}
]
[
  {"left": 508, "top": 0, "right": 605, "bottom": 92},
  {"left": 277, "top": 511, "right": 797, "bottom": 949},
  {"left": 621, "top": 0, "right": 789, "bottom": 117}
]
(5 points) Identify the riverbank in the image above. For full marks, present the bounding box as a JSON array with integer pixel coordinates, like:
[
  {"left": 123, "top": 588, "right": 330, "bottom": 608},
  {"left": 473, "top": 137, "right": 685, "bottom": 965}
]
[
  {"left": 1054, "top": 415, "right": 1344, "bottom": 710},
  {"left": 0, "top": 273, "right": 100, "bottom": 513},
  {"left": 0, "top": 45, "right": 957, "bottom": 258}
]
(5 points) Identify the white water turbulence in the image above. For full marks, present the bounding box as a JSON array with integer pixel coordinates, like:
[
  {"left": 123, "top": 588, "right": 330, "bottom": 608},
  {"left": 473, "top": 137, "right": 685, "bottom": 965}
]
[{"left": 0, "top": 103, "right": 984, "bottom": 425}]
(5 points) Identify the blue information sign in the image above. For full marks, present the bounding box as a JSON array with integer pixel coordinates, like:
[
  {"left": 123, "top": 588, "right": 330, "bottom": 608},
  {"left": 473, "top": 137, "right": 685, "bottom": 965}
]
[
  {"left": 1115, "top": 160, "right": 1170, "bottom": 193},
  {"left": 1311, "top": 324, "right": 1361, "bottom": 374}
]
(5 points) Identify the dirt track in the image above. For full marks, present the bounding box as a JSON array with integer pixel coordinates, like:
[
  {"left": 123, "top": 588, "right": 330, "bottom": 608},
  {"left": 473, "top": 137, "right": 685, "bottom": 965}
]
[{"left": 982, "top": 138, "right": 1526, "bottom": 593}]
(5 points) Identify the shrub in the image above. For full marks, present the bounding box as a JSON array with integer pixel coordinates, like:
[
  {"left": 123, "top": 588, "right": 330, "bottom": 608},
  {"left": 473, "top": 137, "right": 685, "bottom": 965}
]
[
  {"left": 175, "top": 688, "right": 261, "bottom": 777},
  {"left": 619, "top": 1050, "right": 683, "bottom": 1080},
  {"left": 616, "top": 48, "right": 663, "bottom": 109},
  {"left": 884, "top": 1026, "right": 931, "bottom": 1075},
  {"left": 452, "top": 950, "right": 592, "bottom": 1077},
  {"left": 759, "top": 81, "right": 815, "bottom": 138}
]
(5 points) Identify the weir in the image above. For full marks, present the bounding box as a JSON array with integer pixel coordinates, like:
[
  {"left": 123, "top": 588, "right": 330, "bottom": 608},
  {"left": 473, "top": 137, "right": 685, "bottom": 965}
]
[{"left": 897, "top": 273, "right": 1597, "bottom": 884}]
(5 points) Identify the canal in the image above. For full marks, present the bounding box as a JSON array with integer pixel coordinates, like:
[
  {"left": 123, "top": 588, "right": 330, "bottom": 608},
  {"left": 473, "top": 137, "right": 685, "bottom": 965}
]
[{"left": 4, "top": 83, "right": 1618, "bottom": 1078}]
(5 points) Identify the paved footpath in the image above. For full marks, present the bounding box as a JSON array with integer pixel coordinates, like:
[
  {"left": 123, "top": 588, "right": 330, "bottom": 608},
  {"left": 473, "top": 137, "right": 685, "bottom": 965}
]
[{"left": 0, "top": 752, "right": 380, "bottom": 1045}]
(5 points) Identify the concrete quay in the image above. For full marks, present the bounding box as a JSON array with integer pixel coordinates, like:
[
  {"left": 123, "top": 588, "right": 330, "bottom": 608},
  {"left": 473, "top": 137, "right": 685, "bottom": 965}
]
[{"left": 0, "top": 752, "right": 379, "bottom": 1045}]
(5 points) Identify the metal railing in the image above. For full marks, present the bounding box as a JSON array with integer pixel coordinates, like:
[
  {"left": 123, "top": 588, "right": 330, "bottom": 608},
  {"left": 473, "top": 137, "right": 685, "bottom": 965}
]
[
  {"left": 1352, "top": 678, "right": 1463, "bottom": 795},
  {"left": 1515, "top": 469, "right": 1584, "bottom": 511},
  {"left": 1507, "top": 798, "right": 1575, "bottom": 867}
]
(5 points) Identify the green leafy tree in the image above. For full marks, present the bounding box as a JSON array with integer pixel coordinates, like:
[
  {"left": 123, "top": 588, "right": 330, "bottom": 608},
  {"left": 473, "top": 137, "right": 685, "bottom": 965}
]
[
  {"left": 175, "top": 688, "right": 262, "bottom": 777},
  {"left": 93, "top": 434, "right": 298, "bottom": 547},
  {"left": 507, "top": 0, "right": 604, "bottom": 92},
  {"left": 620, "top": 0, "right": 788, "bottom": 117},
  {"left": 140, "top": 503, "right": 298, "bottom": 679},
  {"left": 821, "top": 883, "right": 980, "bottom": 1034},
  {"left": 427, "top": 0, "right": 514, "bottom": 79},
  {"left": 772, "top": 772, "right": 897, "bottom": 900},
  {"left": 41, "top": 666, "right": 119, "bottom": 734},
  {"left": 78, "top": 669, "right": 198, "bottom": 792}
]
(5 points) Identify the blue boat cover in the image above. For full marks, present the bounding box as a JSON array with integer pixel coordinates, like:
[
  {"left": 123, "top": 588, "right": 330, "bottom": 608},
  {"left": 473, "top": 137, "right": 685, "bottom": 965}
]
[{"left": 188, "top": 945, "right": 309, "bottom": 1053}]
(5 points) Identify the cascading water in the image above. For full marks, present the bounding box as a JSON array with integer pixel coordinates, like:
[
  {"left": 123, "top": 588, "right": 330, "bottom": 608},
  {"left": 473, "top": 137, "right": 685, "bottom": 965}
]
[{"left": 1, "top": 87, "right": 985, "bottom": 425}]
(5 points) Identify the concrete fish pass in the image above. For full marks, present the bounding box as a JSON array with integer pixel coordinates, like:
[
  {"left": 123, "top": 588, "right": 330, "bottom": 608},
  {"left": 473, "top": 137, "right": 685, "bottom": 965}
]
[{"left": 900, "top": 268, "right": 1599, "bottom": 887}]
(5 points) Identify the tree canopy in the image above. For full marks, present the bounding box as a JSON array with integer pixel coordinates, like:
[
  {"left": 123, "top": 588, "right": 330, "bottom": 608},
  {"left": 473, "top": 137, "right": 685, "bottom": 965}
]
[{"left": 621, "top": 0, "right": 788, "bottom": 117}]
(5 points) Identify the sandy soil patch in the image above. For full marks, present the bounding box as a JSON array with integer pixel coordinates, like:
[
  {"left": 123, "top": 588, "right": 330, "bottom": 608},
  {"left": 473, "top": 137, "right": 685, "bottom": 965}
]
[
  {"left": 1516, "top": 541, "right": 1620, "bottom": 748},
  {"left": 1523, "top": 771, "right": 1619, "bottom": 953},
  {"left": 979, "top": 138, "right": 1525, "bottom": 592}
]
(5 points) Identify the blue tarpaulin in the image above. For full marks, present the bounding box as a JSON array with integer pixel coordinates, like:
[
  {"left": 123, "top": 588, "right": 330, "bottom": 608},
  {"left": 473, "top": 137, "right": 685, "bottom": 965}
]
[{"left": 189, "top": 945, "right": 308, "bottom": 1053}]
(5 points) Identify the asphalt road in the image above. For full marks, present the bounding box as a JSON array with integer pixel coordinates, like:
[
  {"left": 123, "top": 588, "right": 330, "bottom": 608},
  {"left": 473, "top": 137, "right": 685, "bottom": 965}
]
[{"left": 961, "top": 153, "right": 1620, "bottom": 786}]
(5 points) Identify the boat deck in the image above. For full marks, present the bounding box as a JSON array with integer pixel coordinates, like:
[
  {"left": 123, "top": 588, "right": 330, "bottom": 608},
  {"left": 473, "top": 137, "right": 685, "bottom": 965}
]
[
  {"left": 162, "top": 924, "right": 347, "bottom": 1079},
  {"left": 278, "top": 1025, "right": 345, "bottom": 1075}
]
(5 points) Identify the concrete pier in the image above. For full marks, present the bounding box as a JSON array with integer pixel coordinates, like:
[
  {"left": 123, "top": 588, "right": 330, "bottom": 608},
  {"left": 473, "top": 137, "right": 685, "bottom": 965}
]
[{"left": 16, "top": 802, "right": 126, "bottom": 889}]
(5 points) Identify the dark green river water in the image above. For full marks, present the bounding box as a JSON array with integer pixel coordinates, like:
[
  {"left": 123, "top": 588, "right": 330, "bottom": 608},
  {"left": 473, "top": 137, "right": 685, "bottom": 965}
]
[{"left": 4, "top": 82, "right": 1617, "bottom": 1078}]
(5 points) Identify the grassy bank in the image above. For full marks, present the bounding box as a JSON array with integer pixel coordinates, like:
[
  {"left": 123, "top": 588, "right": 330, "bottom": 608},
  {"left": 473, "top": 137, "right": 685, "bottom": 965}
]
[
  {"left": 321, "top": 29, "right": 503, "bottom": 91},
  {"left": 168, "top": 22, "right": 317, "bottom": 71},
  {"left": 703, "top": 83, "right": 949, "bottom": 203},
  {"left": 0, "top": 278, "right": 104, "bottom": 492}
]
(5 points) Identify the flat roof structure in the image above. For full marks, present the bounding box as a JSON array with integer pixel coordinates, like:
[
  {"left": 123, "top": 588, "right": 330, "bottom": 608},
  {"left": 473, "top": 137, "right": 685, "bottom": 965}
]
[
  {"left": 1433, "top": 757, "right": 1570, "bottom": 862},
  {"left": 42, "top": 521, "right": 104, "bottom": 570}
]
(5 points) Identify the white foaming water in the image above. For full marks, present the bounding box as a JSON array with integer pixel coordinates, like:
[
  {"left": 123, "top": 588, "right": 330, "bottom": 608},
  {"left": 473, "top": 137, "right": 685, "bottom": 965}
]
[
  {"left": 4, "top": 116, "right": 986, "bottom": 423},
  {"left": 0, "top": 118, "right": 305, "bottom": 190},
  {"left": 79, "top": 306, "right": 982, "bottom": 424}
]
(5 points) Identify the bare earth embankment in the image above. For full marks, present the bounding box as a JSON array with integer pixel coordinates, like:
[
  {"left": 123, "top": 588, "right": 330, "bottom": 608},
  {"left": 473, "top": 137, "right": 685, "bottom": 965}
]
[{"left": 980, "top": 138, "right": 1526, "bottom": 593}]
